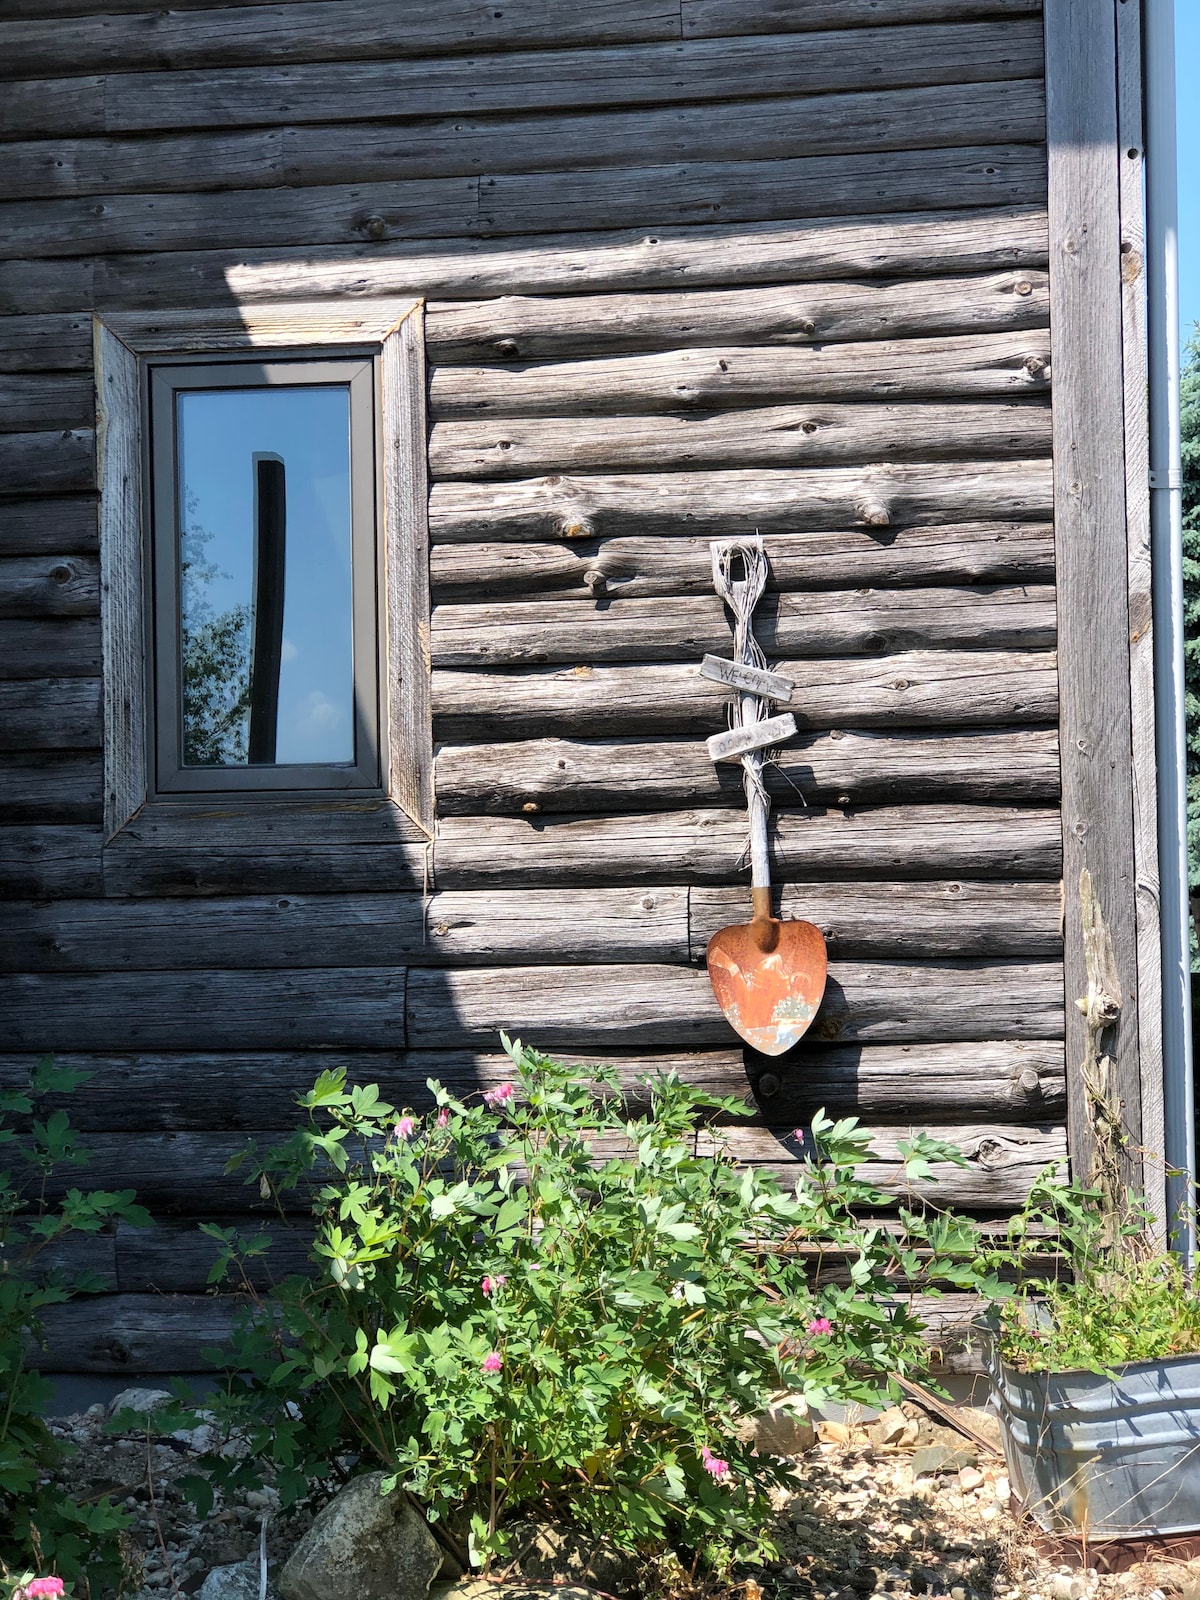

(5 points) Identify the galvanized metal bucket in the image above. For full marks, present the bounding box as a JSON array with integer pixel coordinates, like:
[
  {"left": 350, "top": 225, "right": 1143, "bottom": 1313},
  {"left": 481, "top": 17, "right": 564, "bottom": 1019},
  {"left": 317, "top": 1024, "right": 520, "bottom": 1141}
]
[{"left": 983, "top": 1329, "right": 1200, "bottom": 1536}]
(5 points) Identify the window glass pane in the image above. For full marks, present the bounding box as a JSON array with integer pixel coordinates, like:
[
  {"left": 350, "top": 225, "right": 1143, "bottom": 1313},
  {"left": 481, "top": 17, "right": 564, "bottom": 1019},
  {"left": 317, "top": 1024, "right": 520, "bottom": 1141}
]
[{"left": 176, "top": 384, "right": 355, "bottom": 767}]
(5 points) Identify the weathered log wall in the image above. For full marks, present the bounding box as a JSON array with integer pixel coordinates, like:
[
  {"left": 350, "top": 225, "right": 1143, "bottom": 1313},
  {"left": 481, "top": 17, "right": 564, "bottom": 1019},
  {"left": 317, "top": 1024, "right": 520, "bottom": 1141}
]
[{"left": 0, "top": 0, "right": 1061, "bottom": 1371}]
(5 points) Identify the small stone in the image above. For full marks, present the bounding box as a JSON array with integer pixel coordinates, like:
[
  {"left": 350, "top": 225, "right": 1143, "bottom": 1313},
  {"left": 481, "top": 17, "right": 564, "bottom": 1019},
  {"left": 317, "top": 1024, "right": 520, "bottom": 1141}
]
[
  {"left": 108, "top": 1386, "right": 174, "bottom": 1419},
  {"left": 892, "top": 1525, "right": 914, "bottom": 1542},
  {"left": 911, "top": 1444, "right": 977, "bottom": 1477},
  {"left": 198, "top": 1558, "right": 277, "bottom": 1600},
  {"left": 957, "top": 1467, "right": 984, "bottom": 1491},
  {"left": 951, "top": 1590, "right": 967, "bottom": 1600},
  {"left": 1046, "top": 1579, "right": 1079, "bottom": 1600},
  {"left": 246, "top": 1488, "right": 279, "bottom": 1511},
  {"left": 85, "top": 1402, "right": 107, "bottom": 1421},
  {"left": 870, "top": 1407, "right": 919, "bottom": 1450}
]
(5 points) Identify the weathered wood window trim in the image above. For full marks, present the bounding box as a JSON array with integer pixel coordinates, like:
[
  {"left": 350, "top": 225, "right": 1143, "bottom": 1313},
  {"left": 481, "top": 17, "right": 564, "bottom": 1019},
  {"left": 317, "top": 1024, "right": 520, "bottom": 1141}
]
[{"left": 94, "top": 300, "right": 434, "bottom": 842}]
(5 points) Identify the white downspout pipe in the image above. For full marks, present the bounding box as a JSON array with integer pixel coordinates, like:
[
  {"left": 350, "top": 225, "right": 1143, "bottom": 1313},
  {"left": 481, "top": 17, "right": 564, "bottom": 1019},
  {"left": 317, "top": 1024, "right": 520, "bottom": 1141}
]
[{"left": 1144, "top": 0, "right": 1195, "bottom": 1249}]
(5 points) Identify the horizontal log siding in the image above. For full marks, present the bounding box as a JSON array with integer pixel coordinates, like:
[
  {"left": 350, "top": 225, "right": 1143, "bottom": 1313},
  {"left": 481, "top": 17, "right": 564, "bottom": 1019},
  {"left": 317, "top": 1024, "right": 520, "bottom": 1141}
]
[{"left": 0, "top": 0, "right": 1059, "bottom": 1370}]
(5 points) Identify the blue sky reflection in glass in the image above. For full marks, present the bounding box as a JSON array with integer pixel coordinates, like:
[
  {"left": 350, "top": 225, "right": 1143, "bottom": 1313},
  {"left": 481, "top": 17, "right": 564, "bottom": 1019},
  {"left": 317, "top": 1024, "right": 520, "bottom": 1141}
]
[{"left": 176, "top": 384, "right": 354, "bottom": 767}]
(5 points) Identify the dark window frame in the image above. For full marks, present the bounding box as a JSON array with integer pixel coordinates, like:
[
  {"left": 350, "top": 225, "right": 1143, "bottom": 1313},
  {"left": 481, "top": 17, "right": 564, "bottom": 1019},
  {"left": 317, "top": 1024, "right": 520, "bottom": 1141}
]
[{"left": 146, "top": 354, "right": 384, "bottom": 796}]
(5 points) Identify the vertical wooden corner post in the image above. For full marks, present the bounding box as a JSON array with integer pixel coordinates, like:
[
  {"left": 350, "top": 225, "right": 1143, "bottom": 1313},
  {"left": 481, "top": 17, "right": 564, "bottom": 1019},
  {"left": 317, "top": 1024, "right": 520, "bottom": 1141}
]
[{"left": 1045, "top": 0, "right": 1163, "bottom": 1217}]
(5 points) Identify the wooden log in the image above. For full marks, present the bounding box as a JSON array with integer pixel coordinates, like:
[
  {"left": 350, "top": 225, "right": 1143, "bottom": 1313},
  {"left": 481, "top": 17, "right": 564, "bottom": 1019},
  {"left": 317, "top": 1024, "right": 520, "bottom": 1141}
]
[
  {"left": 0, "top": 497, "right": 98, "bottom": 556},
  {"left": 406, "top": 960, "right": 1065, "bottom": 1049},
  {"left": 0, "top": 555, "right": 100, "bottom": 618},
  {"left": 0, "top": 754, "right": 102, "bottom": 823},
  {"left": 430, "top": 401, "right": 1053, "bottom": 479},
  {"left": 431, "top": 651, "right": 1059, "bottom": 740},
  {"left": 429, "top": 270, "right": 1049, "bottom": 366},
  {"left": 429, "top": 464, "right": 1054, "bottom": 546},
  {"left": 0, "top": 316, "right": 93, "bottom": 373},
  {"left": 430, "top": 586, "right": 1057, "bottom": 666},
  {"left": 101, "top": 800, "right": 431, "bottom": 896},
  {"left": 699, "top": 1123, "right": 1065, "bottom": 1208},
  {"left": 429, "top": 523, "right": 1057, "bottom": 602},
  {"left": 0, "top": 619, "right": 102, "bottom": 679},
  {"left": 0, "top": 12, "right": 1044, "bottom": 133},
  {"left": 8, "top": 207, "right": 1045, "bottom": 318},
  {"left": 0, "top": 969, "right": 410, "bottom": 1052},
  {"left": 0, "top": 80, "right": 1047, "bottom": 201},
  {"left": 748, "top": 1039, "right": 1065, "bottom": 1121},
  {"left": 476, "top": 145, "right": 1045, "bottom": 238},
  {"left": 115, "top": 1218, "right": 314, "bottom": 1295},
  {"left": 689, "top": 881, "right": 1063, "bottom": 959},
  {"left": 0, "top": 178, "right": 479, "bottom": 261},
  {"left": 434, "top": 728, "right": 1062, "bottom": 812},
  {"left": 34, "top": 1293, "right": 240, "bottom": 1373},
  {"left": 682, "top": 0, "right": 1042, "bottom": 33},
  {"left": 0, "top": 0, "right": 685, "bottom": 78},
  {"left": 0, "top": 679, "right": 100, "bottom": 749},
  {"left": 0, "top": 145, "right": 1044, "bottom": 261},
  {"left": 0, "top": 827, "right": 104, "bottom": 898},
  {"left": 431, "top": 335, "right": 1051, "bottom": 424},
  {"left": 432, "top": 805, "right": 1063, "bottom": 888},
  {"left": 0, "top": 888, "right": 689, "bottom": 973},
  {"left": 0, "top": 377, "right": 93, "bottom": 434},
  {"left": 0, "top": 431, "right": 95, "bottom": 496},
  {"left": 0, "top": 1039, "right": 1060, "bottom": 1132}
]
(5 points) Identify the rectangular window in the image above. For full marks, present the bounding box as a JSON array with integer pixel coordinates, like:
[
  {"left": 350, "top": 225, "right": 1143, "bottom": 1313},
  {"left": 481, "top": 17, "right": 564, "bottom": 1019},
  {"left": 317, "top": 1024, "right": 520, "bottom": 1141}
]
[{"left": 147, "top": 358, "right": 382, "bottom": 794}]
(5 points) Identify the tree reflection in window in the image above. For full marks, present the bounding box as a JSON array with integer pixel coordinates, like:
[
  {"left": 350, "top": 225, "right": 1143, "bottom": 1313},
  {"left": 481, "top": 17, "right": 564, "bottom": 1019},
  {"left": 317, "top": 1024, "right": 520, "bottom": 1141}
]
[{"left": 179, "top": 495, "right": 252, "bottom": 766}]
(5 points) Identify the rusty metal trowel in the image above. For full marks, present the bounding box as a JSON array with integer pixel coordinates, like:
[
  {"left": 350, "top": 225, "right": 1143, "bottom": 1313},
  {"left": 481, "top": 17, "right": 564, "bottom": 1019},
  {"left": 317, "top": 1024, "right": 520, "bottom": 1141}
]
[{"left": 703, "top": 539, "right": 828, "bottom": 1056}]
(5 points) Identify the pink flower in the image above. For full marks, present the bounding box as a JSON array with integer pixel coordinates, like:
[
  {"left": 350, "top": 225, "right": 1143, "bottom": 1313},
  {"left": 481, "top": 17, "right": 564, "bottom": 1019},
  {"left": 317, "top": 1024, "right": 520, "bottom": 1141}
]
[
  {"left": 792, "top": 1127, "right": 805, "bottom": 1143},
  {"left": 482, "top": 1351, "right": 503, "bottom": 1373},
  {"left": 436, "top": 1108, "right": 450, "bottom": 1128},
  {"left": 700, "top": 1446, "right": 730, "bottom": 1482},
  {"left": 483, "top": 1083, "right": 515, "bottom": 1110},
  {"left": 24, "top": 1582, "right": 66, "bottom": 1599},
  {"left": 394, "top": 1116, "right": 416, "bottom": 1139},
  {"left": 481, "top": 1274, "right": 507, "bottom": 1296},
  {"left": 807, "top": 1317, "right": 833, "bottom": 1335}
]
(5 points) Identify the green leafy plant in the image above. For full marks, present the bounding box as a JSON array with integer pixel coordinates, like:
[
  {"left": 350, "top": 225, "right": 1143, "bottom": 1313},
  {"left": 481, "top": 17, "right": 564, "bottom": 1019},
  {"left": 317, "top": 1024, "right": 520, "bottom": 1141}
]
[
  {"left": 0, "top": 1057, "right": 152, "bottom": 1596},
  {"left": 191, "top": 1039, "right": 988, "bottom": 1573},
  {"left": 980, "top": 1162, "right": 1200, "bottom": 1375}
]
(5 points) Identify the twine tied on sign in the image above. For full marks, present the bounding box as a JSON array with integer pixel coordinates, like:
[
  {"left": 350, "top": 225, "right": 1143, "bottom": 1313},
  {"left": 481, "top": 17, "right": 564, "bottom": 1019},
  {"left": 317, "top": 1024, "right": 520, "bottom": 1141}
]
[{"left": 711, "top": 536, "right": 772, "bottom": 868}]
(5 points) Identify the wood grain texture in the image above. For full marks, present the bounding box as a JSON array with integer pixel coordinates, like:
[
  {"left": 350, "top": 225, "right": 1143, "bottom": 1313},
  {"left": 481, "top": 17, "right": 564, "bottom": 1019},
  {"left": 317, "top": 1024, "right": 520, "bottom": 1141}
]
[
  {"left": 1044, "top": 0, "right": 1142, "bottom": 1176},
  {"left": 0, "top": 148, "right": 1044, "bottom": 260},
  {"left": 0, "top": 827, "right": 103, "bottom": 898},
  {"left": 101, "top": 801, "right": 431, "bottom": 897},
  {"left": 405, "top": 960, "right": 1065, "bottom": 1049},
  {"left": 0, "top": 754, "right": 102, "bottom": 823},
  {"left": 429, "top": 524, "right": 1057, "bottom": 602},
  {"left": 382, "top": 305, "right": 435, "bottom": 833},
  {"left": 0, "top": 81, "right": 1047, "bottom": 200},
  {"left": 101, "top": 298, "right": 420, "bottom": 354},
  {"left": 0, "top": 0, "right": 682, "bottom": 78},
  {"left": 5, "top": 208, "right": 1046, "bottom": 316},
  {"left": 431, "top": 586, "right": 1057, "bottom": 666},
  {"left": 431, "top": 402, "right": 1053, "bottom": 479},
  {"left": 1114, "top": 0, "right": 1165, "bottom": 1212},
  {"left": 681, "top": 0, "right": 1042, "bottom": 35},
  {"left": 0, "top": 497, "right": 98, "bottom": 556},
  {"left": 0, "top": 316, "right": 93, "bottom": 373},
  {"left": 0, "top": 555, "right": 99, "bottom": 617},
  {"left": 431, "top": 651, "right": 1059, "bottom": 740},
  {"left": 428, "top": 464, "right": 1054, "bottom": 545},
  {"left": 430, "top": 335, "right": 1052, "bottom": 422},
  {"left": 0, "top": 679, "right": 100, "bottom": 750},
  {"left": 0, "top": 431, "right": 95, "bottom": 496},
  {"left": 0, "top": 376, "right": 93, "bottom": 433},
  {"left": 0, "top": 969, "right": 409, "bottom": 1051},
  {"left": 0, "top": 1040, "right": 1060, "bottom": 1132},
  {"left": 0, "top": 888, "right": 689, "bottom": 972},
  {"left": 0, "top": 619, "right": 102, "bottom": 679},
  {"left": 94, "top": 325, "right": 145, "bottom": 841},
  {"left": 428, "top": 270, "right": 1049, "bottom": 365},
  {"left": 33, "top": 1294, "right": 239, "bottom": 1374},
  {"left": 0, "top": 11, "right": 1045, "bottom": 132},
  {"left": 689, "top": 881, "right": 1063, "bottom": 959},
  {"left": 434, "top": 728, "right": 1062, "bottom": 813},
  {"left": 432, "top": 805, "right": 1063, "bottom": 888}
]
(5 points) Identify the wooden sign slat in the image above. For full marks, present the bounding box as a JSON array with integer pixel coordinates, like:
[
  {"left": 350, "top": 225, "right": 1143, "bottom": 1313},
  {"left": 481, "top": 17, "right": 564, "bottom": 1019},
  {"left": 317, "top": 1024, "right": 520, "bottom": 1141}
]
[
  {"left": 706, "top": 712, "right": 798, "bottom": 763},
  {"left": 700, "top": 652, "right": 795, "bottom": 700}
]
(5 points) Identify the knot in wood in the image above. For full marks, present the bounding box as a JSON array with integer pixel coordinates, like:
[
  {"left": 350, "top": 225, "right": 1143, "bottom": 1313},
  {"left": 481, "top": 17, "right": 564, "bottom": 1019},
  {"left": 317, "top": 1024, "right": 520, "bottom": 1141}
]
[
  {"left": 49, "top": 563, "right": 73, "bottom": 584},
  {"left": 857, "top": 500, "right": 890, "bottom": 527},
  {"left": 559, "top": 515, "right": 596, "bottom": 540},
  {"left": 1023, "top": 355, "right": 1047, "bottom": 379},
  {"left": 1018, "top": 1068, "right": 1041, "bottom": 1093},
  {"left": 494, "top": 337, "right": 520, "bottom": 359},
  {"left": 583, "top": 568, "right": 607, "bottom": 596},
  {"left": 522, "top": 801, "right": 539, "bottom": 813},
  {"left": 362, "top": 214, "right": 388, "bottom": 240},
  {"left": 1014, "top": 280, "right": 1033, "bottom": 296},
  {"left": 798, "top": 319, "right": 816, "bottom": 335},
  {"left": 757, "top": 1073, "right": 782, "bottom": 1098}
]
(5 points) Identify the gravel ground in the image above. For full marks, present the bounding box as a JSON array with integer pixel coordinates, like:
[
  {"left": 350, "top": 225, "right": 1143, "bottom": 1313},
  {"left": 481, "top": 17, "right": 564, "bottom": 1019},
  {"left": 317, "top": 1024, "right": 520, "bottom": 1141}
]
[{"left": 37, "top": 1395, "right": 1200, "bottom": 1600}]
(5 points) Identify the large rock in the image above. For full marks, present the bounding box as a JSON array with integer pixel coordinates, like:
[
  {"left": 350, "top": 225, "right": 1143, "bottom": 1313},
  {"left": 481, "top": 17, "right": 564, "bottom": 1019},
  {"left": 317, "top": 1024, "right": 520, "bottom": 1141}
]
[
  {"left": 198, "top": 1557, "right": 278, "bottom": 1600},
  {"left": 737, "top": 1392, "right": 817, "bottom": 1458},
  {"left": 107, "top": 1387, "right": 173, "bottom": 1419},
  {"left": 279, "top": 1473, "right": 445, "bottom": 1600}
]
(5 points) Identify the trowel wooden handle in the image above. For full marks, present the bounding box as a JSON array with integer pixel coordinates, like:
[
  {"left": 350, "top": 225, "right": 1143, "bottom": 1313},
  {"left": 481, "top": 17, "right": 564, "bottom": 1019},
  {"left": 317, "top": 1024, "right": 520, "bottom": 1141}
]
[{"left": 750, "top": 885, "right": 780, "bottom": 952}]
